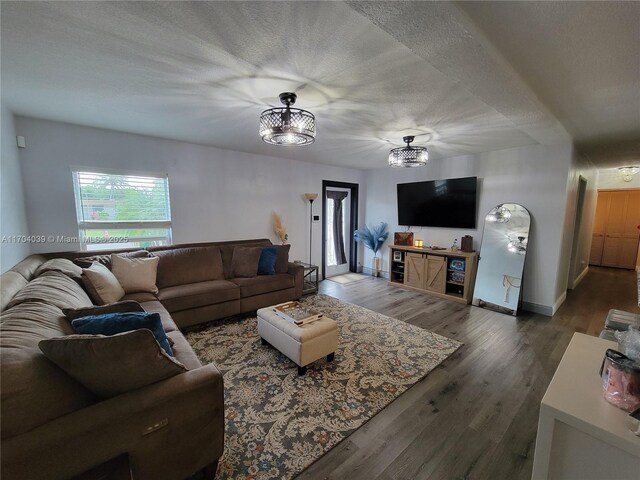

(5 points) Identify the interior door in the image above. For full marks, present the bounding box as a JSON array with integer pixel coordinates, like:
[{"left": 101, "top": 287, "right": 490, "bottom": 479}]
[
  {"left": 324, "top": 188, "right": 351, "bottom": 278},
  {"left": 619, "top": 190, "right": 640, "bottom": 268},
  {"left": 597, "top": 189, "right": 640, "bottom": 269}
]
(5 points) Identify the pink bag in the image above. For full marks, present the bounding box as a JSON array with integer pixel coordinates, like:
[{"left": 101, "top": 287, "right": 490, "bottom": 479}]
[{"left": 600, "top": 349, "right": 640, "bottom": 412}]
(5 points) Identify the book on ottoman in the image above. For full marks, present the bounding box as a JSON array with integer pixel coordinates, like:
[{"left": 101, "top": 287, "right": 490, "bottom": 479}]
[{"left": 272, "top": 301, "right": 323, "bottom": 326}]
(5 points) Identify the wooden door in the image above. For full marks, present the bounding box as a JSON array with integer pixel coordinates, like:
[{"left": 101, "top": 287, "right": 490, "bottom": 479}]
[
  {"left": 425, "top": 255, "right": 446, "bottom": 293},
  {"left": 404, "top": 252, "right": 425, "bottom": 289},
  {"left": 597, "top": 189, "right": 640, "bottom": 269},
  {"left": 620, "top": 190, "right": 640, "bottom": 268},
  {"left": 590, "top": 191, "right": 610, "bottom": 265}
]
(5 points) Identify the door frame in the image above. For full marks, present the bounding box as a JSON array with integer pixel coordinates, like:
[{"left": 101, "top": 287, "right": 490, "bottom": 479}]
[
  {"left": 568, "top": 175, "right": 588, "bottom": 289},
  {"left": 322, "top": 180, "right": 359, "bottom": 280}
]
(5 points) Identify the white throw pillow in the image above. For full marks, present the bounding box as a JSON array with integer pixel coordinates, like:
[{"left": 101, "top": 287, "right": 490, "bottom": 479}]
[
  {"left": 81, "top": 263, "right": 125, "bottom": 305},
  {"left": 111, "top": 253, "right": 159, "bottom": 294}
]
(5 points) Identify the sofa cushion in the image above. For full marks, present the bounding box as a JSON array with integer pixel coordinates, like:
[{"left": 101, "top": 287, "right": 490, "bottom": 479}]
[
  {"left": 81, "top": 263, "right": 125, "bottom": 305},
  {"left": 62, "top": 300, "right": 144, "bottom": 322},
  {"left": 111, "top": 254, "right": 159, "bottom": 294},
  {"left": 9, "top": 254, "right": 48, "bottom": 281},
  {"left": 166, "top": 330, "right": 202, "bottom": 370},
  {"left": 258, "top": 246, "right": 278, "bottom": 275},
  {"left": 73, "top": 250, "right": 149, "bottom": 269},
  {"left": 275, "top": 244, "right": 291, "bottom": 274},
  {"left": 157, "top": 280, "right": 239, "bottom": 313},
  {"left": 34, "top": 258, "right": 83, "bottom": 283},
  {"left": 1, "top": 301, "right": 96, "bottom": 438},
  {"left": 0, "top": 271, "right": 28, "bottom": 312},
  {"left": 139, "top": 300, "right": 179, "bottom": 333},
  {"left": 39, "top": 329, "right": 187, "bottom": 398},
  {"left": 121, "top": 292, "right": 158, "bottom": 302},
  {"left": 231, "top": 246, "right": 262, "bottom": 278},
  {"left": 152, "top": 246, "right": 224, "bottom": 289},
  {"left": 7, "top": 270, "right": 93, "bottom": 311},
  {"left": 231, "top": 274, "right": 295, "bottom": 297},
  {"left": 72, "top": 312, "right": 173, "bottom": 356}
]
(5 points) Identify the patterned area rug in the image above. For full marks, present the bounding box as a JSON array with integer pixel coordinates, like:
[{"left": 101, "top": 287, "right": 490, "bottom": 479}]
[{"left": 185, "top": 294, "right": 462, "bottom": 480}]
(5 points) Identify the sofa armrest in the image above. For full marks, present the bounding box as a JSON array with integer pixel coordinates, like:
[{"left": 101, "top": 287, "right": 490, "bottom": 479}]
[
  {"left": 2, "top": 364, "right": 224, "bottom": 480},
  {"left": 288, "top": 262, "right": 304, "bottom": 299}
]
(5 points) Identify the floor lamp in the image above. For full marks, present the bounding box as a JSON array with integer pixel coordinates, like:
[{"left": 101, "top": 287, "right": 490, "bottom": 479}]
[{"left": 304, "top": 193, "right": 318, "bottom": 264}]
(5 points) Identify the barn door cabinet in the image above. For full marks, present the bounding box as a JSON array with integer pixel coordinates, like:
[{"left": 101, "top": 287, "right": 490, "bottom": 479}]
[{"left": 389, "top": 245, "right": 478, "bottom": 304}]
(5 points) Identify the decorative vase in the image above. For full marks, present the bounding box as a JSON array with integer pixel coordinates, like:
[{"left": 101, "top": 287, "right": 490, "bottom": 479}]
[{"left": 372, "top": 256, "right": 382, "bottom": 277}]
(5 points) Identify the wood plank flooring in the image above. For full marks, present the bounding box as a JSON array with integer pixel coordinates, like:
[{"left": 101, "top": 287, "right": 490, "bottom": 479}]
[{"left": 296, "top": 266, "right": 638, "bottom": 480}]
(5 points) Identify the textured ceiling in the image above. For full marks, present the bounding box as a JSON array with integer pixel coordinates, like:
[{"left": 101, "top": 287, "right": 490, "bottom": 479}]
[
  {"left": 1, "top": 1, "right": 637, "bottom": 169},
  {"left": 455, "top": 1, "right": 640, "bottom": 167}
]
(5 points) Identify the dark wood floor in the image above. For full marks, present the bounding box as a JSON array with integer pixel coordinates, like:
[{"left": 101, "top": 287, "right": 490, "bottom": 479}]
[{"left": 296, "top": 266, "right": 638, "bottom": 480}]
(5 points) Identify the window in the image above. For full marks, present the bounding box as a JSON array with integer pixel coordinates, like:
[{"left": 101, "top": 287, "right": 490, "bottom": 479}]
[{"left": 72, "top": 169, "right": 172, "bottom": 251}]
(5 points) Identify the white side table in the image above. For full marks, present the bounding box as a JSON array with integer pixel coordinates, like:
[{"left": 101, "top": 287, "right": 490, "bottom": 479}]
[{"left": 532, "top": 333, "right": 640, "bottom": 479}]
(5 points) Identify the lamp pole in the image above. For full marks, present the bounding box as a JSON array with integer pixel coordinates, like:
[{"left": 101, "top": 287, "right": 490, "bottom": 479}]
[
  {"left": 304, "top": 193, "right": 319, "bottom": 265},
  {"left": 308, "top": 198, "right": 314, "bottom": 265}
]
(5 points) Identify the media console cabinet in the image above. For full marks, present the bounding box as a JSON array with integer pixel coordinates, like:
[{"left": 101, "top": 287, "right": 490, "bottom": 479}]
[{"left": 388, "top": 245, "right": 478, "bottom": 304}]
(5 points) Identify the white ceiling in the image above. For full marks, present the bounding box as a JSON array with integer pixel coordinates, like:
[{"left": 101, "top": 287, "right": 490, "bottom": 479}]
[{"left": 1, "top": 1, "right": 638, "bottom": 169}]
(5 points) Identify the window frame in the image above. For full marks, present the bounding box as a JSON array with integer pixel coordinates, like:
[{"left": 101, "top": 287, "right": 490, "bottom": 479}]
[{"left": 71, "top": 167, "right": 173, "bottom": 251}]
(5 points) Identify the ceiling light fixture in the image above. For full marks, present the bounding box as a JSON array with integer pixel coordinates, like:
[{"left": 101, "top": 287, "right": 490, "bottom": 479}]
[
  {"left": 259, "top": 92, "right": 316, "bottom": 146},
  {"left": 486, "top": 205, "right": 512, "bottom": 223},
  {"left": 388, "top": 136, "right": 428, "bottom": 167},
  {"left": 618, "top": 166, "right": 640, "bottom": 182}
]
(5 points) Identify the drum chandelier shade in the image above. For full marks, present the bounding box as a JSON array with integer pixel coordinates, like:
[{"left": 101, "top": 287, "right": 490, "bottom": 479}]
[
  {"left": 260, "top": 92, "right": 316, "bottom": 146},
  {"left": 388, "top": 136, "right": 428, "bottom": 167},
  {"left": 486, "top": 204, "right": 512, "bottom": 223}
]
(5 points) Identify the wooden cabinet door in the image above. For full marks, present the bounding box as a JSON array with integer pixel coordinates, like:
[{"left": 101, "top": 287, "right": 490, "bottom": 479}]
[
  {"left": 606, "top": 191, "right": 627, "bottom": 235},
  {"left": 404, "top": 252, "right": 425, "bottom": 289},
  {"left": 601, "top": 236, "right": 622, "bottom": 267},
  {"left": 592, "top": 191, "right": 611, "bottom": 235},
  {"left": 620, "top": 191, "right": 640, "bottom": 268},
  {"left": 425, "top": 255, "right": 446, "bottom": 293},
  {"left": 619, "top": 237, "right": 639, "bottom": 268},
  {"left": 596, "top": 190, "right": 640, "bottom": 268},
  {"left": 590, "top": 191, "right": 610, "bottom": 265},
  {"left": 589, "top": 234, "right": 604, "bottom": 265}
]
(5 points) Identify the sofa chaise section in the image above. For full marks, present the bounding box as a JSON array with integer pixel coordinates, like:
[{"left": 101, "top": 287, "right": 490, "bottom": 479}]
[{"left": 0, "top": 255, "right": 224, "bottom": 479}]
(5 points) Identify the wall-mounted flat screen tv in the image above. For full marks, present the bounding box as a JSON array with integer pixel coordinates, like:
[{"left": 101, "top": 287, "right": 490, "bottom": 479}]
[{"left": 397, "top": 176, "right": 478, "bottom": 228}]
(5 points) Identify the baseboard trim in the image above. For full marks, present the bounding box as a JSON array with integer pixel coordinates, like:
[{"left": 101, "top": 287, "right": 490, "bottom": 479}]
[
  {"left": 521, "top": 301, "right": 554, "bottom": 317},
  {"left": 571, "top": 266, "right": 589, "bottom": 289},
  {"left": 360, "top": 266, "right": 389, "bottom": 279},
  {"left": 552, "top": 291, "right": 567, "bottom": 315}
]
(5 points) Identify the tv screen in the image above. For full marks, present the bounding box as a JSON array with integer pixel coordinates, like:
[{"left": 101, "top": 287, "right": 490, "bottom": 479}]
[{"left": 397, "top": 177, "right": 477, "bottom": 228}]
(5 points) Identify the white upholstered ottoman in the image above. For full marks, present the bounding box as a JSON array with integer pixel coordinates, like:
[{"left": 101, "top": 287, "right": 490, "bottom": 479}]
[{"left": 257, "top": 307, "right": 338, "bottom": 375}]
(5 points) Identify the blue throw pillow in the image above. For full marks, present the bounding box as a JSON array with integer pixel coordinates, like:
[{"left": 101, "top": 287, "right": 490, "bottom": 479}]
[
  {"left": 257, "top": 246, "right": 278, "bottom": 275},
  {"left": 72, "top": 312, "right": 173, "bottom": 356}
]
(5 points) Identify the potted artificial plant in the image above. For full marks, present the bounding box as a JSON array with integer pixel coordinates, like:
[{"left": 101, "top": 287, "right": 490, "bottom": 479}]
[{"left": 354, "top": 222, "right": 389, "bottom": 277}]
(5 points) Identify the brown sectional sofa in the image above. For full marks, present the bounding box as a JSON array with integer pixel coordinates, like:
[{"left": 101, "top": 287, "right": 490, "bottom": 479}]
[{"left": 0, "top": 239, "right": 303, "bottom": 479}]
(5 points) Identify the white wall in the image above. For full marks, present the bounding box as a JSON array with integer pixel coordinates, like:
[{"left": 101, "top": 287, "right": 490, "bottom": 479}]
[
  {"left": 0, "top": 105, "right": 30, "bottom": 272},
  {"left": 363, "top": 143, "right": 573, "bottom": 313},
  {"left": 597, "top": 168, "right": 640, "bottom": 189},
  {"left": 14, "top": 116, "right": 365, "bottom": 267}
]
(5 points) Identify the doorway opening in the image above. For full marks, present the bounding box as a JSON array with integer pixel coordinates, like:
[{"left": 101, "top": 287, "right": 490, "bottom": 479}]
[
  {"left": 568, "top": 176, "right": 588, "bottom": 289},
  {"left": 322, "top": 181, "right": 358, "bottom": 280}
]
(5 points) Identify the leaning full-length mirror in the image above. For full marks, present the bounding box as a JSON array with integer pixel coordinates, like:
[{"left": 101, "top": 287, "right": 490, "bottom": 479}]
[{"left": 472, "top": 203, "right": 531, "bottom": 315}]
